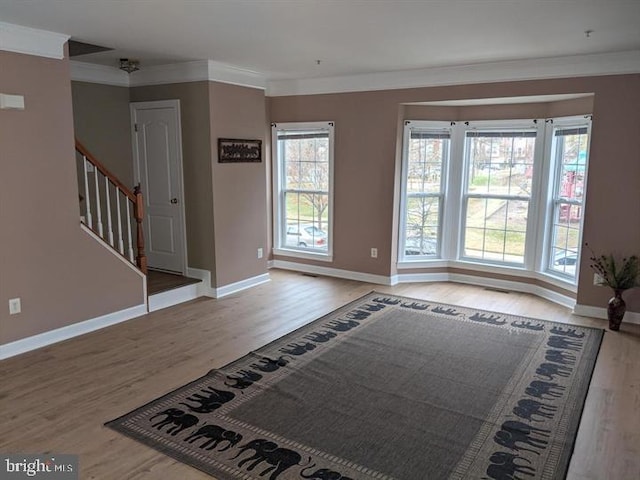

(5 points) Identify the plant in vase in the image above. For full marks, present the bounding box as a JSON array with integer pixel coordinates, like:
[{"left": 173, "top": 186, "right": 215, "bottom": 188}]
[{"left": 586, "top": 243, "right": 640, "bottom": 330}]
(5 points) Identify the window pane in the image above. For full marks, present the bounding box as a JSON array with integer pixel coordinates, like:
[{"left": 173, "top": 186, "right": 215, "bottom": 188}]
[
  {"left": 466, "top": 133, "right": 536, "bottom": 196},
  {"left": 464, "top": 199, "right": 529, "bottom": 264},
  {"left": 548, "top": 203, "right": 581, "bottom": 276},
  {"left": 407, "top": 135, "right": 446, "bottom": 194},
  {"left": 281, "top": 134, "right": 329, "bottom": 192},
  {"left": 284, "top": 192, "right": 328, "bottom": 250},
  {"left": 404, "top": 196, "right": 440, "bottom": 256}
]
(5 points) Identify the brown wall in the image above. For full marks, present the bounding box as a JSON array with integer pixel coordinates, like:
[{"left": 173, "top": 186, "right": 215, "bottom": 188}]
[
  {"left": 130, "top": 81, "right": 269, "bottom": 287},
  {"left": 209, "top": 82, "right": 269, "bottom": 286},
  {"left": 130, "top": 82, "right": 216, "bottom": 276},
  {"left": 269, "top": 75, "right": 640, "bottom": 312},
  {"left": 71, "top": 81, "right": 134, "bottom": 188},
  {"left": 271, "top": 90, "right": 400, "bottom": 276},
  {"left": 0, "top": 50, "right": 144, "bottom": 345}
]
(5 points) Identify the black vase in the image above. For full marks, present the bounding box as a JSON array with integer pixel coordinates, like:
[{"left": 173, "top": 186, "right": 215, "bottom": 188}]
[{"left": 607, "top": 289, "right": 626, "bottom": 331}]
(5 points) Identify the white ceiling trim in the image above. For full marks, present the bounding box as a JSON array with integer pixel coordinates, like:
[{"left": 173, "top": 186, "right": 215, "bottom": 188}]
[
  {"left": 127, "top": 60, "right": 209, "bottom": 87},
  {"left": 71, "top": 59, "right": 267, "bottom": 90},
  {"left": 266, "top": 50, "right": 640, "bottom": 97},
  {"left": 206, "top": 60, "right": 266, "bottom": 90},
  {"left": 0, "top": 21, "right": 69, "bottom": 59},
  {"left": 128, "top": 60, "right": 265, "bottom": 89},
  {"left": 410, "top": 93, "right": 594, "bottom": 107},
  {"left": 70, "top": 61, "right": 130, "bottom": 87}
]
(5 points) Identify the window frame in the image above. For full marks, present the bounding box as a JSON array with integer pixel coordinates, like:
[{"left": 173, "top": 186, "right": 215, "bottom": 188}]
[
  {"left": 541, "top": 116, "right": 592, "bottom": 281},
  {"left": 398, "top": 120, "right": 452, "bottom": 263},
  {"left": 272, "top": 121, "right": 335, "bottom": 261},
  {"left": 458, "top": 120, "right": 545, "bottom": 268}
]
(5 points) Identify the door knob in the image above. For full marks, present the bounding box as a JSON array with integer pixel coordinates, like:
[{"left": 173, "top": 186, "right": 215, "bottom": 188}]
[{"left": 170, "top": 198, "right": 178, "bottom": 204}]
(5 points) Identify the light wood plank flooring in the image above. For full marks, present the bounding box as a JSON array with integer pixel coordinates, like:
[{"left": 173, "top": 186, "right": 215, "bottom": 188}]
[{"left": 1, "top": 269, "right": 638, "bottom": 479}]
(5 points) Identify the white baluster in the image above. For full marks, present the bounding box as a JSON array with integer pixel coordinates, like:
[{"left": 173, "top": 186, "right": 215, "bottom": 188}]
[
  {"left": 116, "top": 191, "right": 125, "bottom": 255},
  {"left": 105, "top": 177, "right": 114, "bottom": 246},
  {"left": 93, "top": 168, "right": 103, "bottom": 237},
  {"left": 126, "top": 199, "right": 134, "bottom": 262},
  {"left": 83, "top": 157, "right": 93, "bottom": 228}
]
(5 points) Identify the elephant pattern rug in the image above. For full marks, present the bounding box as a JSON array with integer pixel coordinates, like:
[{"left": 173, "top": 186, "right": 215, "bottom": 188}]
[{"left": 107, "top": 292, "right": 603, "bottom": 479}]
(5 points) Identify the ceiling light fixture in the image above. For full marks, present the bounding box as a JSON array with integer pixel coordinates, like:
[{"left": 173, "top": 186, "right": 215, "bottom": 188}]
[{"left": 119, "top": 58, "right": 140, "bottom": 74}]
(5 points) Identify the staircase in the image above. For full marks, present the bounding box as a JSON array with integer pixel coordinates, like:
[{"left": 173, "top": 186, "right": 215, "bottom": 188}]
[{"left": 75, "top": 140, "right": 147, "bottom": 274}]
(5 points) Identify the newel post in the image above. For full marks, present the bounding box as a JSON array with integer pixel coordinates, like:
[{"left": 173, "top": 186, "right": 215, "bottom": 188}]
[{"left": 134, "top": 184, "right": 148, "bottom": 274}]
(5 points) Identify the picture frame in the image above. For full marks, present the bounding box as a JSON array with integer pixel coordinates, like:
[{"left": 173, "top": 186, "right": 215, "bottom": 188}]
[{"left": 218, "top": 138, "right": 262, "bottom": 163}]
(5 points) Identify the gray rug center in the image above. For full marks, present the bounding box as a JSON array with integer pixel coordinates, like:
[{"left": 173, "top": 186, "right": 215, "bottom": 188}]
[{"left": 231, "top": 311, "right": 539, "bottom": 478}]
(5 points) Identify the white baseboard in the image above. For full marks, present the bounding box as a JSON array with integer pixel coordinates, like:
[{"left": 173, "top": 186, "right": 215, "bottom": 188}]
[
  {"left": 271, "top": 260, "right": 575, "bottom": 309},
  {"left": 148, "top": 284, "right": 200, "bottom": 312},
  {"left": 187, "top": 267, "right": 270, "bottom": 299},
  {"left": 396, "top": 271, "right": 575, "bottom": 309},
  {"left": 573, "top": 304, "right": 640, "bottom": 325},
  {"left": 395, "top": 272, "right": 450, "bottom": 283},
  {"left": 214, "top": 273, "right": 271, "bottom": 298},
  {"left": 186, "top": 267, "right": 213, "bottom": 297},
  {"left": 272, "top": 260, "right": 397, "bottom": 286},
  {"left": 0, "top": 304, "right": 147, "bottom": 360},
  {"left": 448, "top": 273, "right": 575, "bottom": 309}
]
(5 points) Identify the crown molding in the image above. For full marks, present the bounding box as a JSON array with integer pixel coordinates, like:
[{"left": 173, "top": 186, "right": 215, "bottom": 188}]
[
  {"left": 69, "top": 59, "right": 267, "bottom": 90},
  {"left": 0, "top": 21, "right": 69, "bottom": 59},
  {"left": 207, "top": 60, "right": 266, "bottom": 90},
  {"left": 70, "top": 61, "right": 130, "bottom": 87},
  {"left": 128, "top": 60, "right": 209, "bottom": 87},
  {"left": 266, "top": 50, "right": 640, "bottom": 97}
]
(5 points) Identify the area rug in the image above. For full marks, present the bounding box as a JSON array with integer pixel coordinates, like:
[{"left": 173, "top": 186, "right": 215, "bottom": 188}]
[{"left": 106, "top": 292, "right": 603, "bottom": 480}]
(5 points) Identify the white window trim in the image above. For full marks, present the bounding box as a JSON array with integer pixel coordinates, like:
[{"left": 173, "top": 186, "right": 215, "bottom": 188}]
[
  {"left": 459, "top": 119, "right": 542, "bottom": 267},
  {"left": 272, "top": 121, "right": 335, "bottom": 262},
  {"left": 397, "top": 116, "right": 591, "bottom": 292},
  {"left": 539, "top": 115, "right": 592, "bottom": 281},
  {"left": 398, "top": 120, "right": 452, "bottom": 263}
]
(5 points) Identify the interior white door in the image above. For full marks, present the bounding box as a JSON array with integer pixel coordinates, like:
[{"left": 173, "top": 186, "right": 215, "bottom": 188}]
[{"left": 131, "top": 100, "right": 186, "bottom": 274}]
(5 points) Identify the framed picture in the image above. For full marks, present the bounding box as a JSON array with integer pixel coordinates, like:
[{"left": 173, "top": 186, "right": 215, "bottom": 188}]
[{"left": 218, "top": 138, "right": 262, "bottom": 163}]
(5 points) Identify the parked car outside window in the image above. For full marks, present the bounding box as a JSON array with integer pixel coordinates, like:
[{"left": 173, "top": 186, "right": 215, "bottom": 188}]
[
  {"left": 404, "top": 236, "right": 437, "bottom": 256},
  {"left": 286, "top": 224, "right": 327, "bottom": 249}
]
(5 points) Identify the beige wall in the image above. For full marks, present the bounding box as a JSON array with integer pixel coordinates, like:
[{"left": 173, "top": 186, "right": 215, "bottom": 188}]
[
  {"left": 269, "top": 75, "right": 640, "bottom": 312},
  {"left": 0, "top": 50, "right": 144, "bottom": 345},
  {"left": 130, "top": 82, "right": 216, "bottom": 276},
  {"left": 130, "top": 81, "right": 269, "bottom": 288},
  {"left": 71, "top": 81, "right": 134, "bottom": 188},
  {"left": 209, "top": 82, "right": 269, "bottom": 286}
]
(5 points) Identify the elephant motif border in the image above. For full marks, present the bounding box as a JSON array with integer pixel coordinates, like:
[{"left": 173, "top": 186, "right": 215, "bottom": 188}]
[{"left": 106, "top": 292, "right": 603, "bottom": 480}]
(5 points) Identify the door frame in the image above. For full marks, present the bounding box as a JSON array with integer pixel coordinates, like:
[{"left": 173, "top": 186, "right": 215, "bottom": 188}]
[{"left": 130, "top": 99, "right": 188, "bottom": 275}]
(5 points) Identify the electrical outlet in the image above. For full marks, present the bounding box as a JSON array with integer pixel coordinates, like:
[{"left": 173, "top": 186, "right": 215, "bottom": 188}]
[
  {"left": 371, "top": 247, "right": 378, "bottom": 258},
  {"left": 593, "top": 273, "right": 605, "bottom": 285},
  {"left": 257, "top": 248, "right": 263, "bottom": 259},
  {"left": 9, "top": 298, "right": 21, "bottom": 315}
]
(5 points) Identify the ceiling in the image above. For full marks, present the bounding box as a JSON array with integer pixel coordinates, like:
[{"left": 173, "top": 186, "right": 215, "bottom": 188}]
[{"left": 1, "top": 0, "right": 639, "bottom": 81}]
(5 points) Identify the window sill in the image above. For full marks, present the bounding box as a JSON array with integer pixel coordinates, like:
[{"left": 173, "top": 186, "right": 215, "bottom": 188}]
[
  {"left": 273, "top": 248, "right": 333, "bottom": 263},
  {"left": 398, "top": 259, "right": 448, "bottom": 269}
]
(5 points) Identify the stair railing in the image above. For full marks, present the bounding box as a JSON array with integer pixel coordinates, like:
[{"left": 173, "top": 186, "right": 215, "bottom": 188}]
[{"left": 75, "top": 140, "right": 147, "bottom": 274}]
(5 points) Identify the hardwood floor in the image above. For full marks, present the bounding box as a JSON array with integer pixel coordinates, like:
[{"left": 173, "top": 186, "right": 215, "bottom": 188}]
[{"left": 1, "top": 269, "right": 638, "bottom": 479}]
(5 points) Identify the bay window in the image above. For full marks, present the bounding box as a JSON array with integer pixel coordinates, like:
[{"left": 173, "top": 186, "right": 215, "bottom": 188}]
[{"left": 399, "top": 116, "right": 591, "bottom": 286}]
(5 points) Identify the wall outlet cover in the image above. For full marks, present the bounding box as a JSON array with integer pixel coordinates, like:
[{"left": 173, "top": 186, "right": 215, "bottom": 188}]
[{"left": 9, "top": 298, "right": 21, "bottom": 315}]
